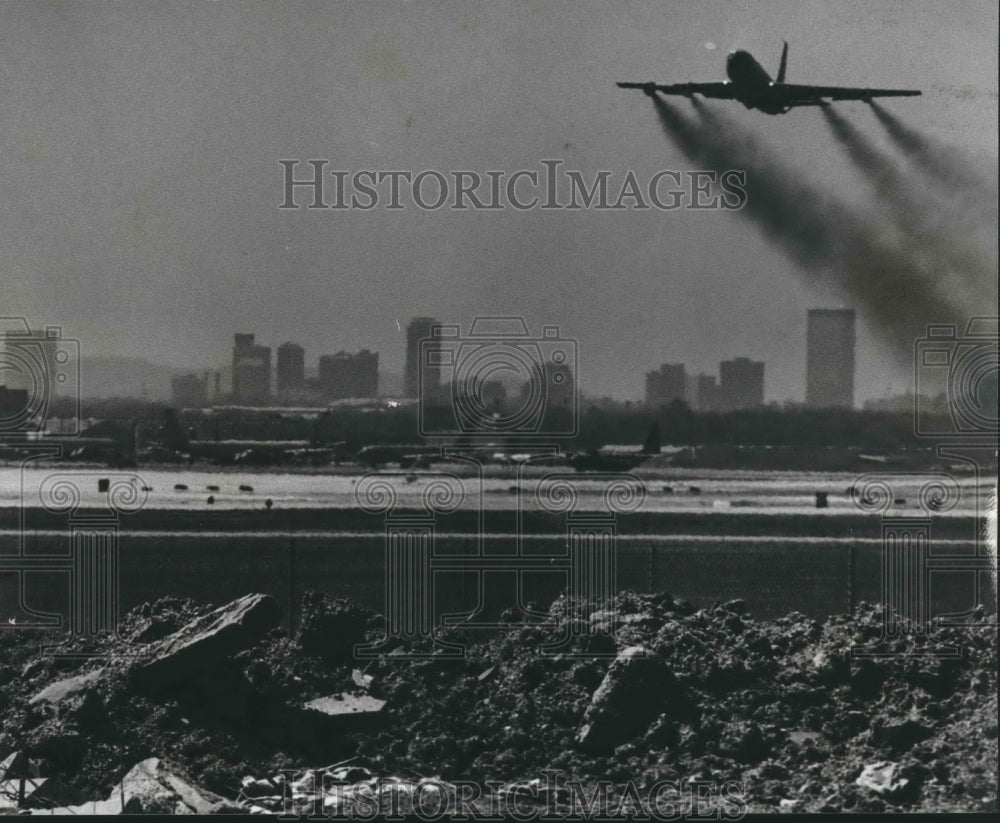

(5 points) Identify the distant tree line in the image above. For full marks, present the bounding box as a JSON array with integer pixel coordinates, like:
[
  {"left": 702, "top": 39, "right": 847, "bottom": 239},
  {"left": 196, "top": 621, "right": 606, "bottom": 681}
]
[
  {"left": 576, "top": 400, "right": 930, "bottom": 451},
  {"left": 53, "top": 396, "right": 957, "bottom": 451}
]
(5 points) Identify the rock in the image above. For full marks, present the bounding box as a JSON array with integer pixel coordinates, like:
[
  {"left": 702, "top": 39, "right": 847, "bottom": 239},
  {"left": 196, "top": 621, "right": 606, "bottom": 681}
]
[
  {"left": 21, "top": 659, "right": 47, "bottom": 680},
  {"left": 132, "top": 615, "right": 183, "bottom": 644},
  {"left": 297, "top": 693, "right": 387, "bottom": 734},
  {"left": 31, "top": 757, "right": 237, "bottom": 815},
  {"left": 352, "top": 669, "right": 375, "bottom": 689},
  {"left": 245, "top": 660, "right": 273, "bottom": 688},
  {"left": 849, "top": 658, "right": 887, "bottom": 698},
  {"left": 871, "top": 718, "right": 933, "bottom": 752},
  {"left": 589, "top": 610, "right": 655, "bottom": 633},
  {"left": 241, "top": 776, "right": 282, "bottom": 799},
  {"left": 329, "top": 766, "right": 372, "bottom": 782},
  {"left": 855, "top": 761, "right": 916, "bottom": 801},
  {"left": 30, "top": 731, "right": 87, "bottom": 771},
  {"left": 0, "top": 751, "right": 32, "bottom": 780},
  {"left": 589, "top": 609, "right": 617, "bottom": 626},
  {"left": 135, "top": 593, "right": 281, "bottom": 689},
  {"left": 810, "top": 649, "right": 850, "bottom": 684},
  {"left": 68, "top": 690, "right": 110, "bottom": 733},
  {"left": 576, "top": 645, "right": 693, "bottom": 753},
  {"left": 754, "top": 761, "right": 789, "bottom": 780},
  {"left": 294, "top": 591, "right": 369, "bottom": 662},
  {"left": 27, "top": 670, "right": 109, "bottom": 735},
  {"left": 787, "top": 729, "right": 824, "bottom": 747},
  {"left": 0, "top": 776, "right": 83, "bottom": 812},
  {"left": 643, "top": 715, "right": 679, "bottom": 748},
  {"left": 29, "top": 669, "right": 106, "bottom": 707},
  {"left": 719, "top": 720, "right": 772, "bottom": 762},
  {"left": 169, "top": 662, "right": 265, "bottom": 723},
  {"left": 828, "top": 710, "right": 868, "bottom": 741}
]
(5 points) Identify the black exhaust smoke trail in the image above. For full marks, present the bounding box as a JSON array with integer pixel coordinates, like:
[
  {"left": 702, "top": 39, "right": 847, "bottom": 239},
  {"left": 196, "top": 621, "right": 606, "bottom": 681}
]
[
  {"left": 822, "top": 106, "right": 921, "bottom": 213},
  {"left": 652, "top": 97, "right": 976, "bottom": 361},
  {"left": 691, "top": 99, "right": 995, "bottom": 337},
  {"left": 869, "top": 101, "right": 999, "bottom": 206},
  {"left": 654, "top": 98, "right": 850, "bottom": 268},
  {"left": 821, "top": 107, "right": 997, "bottom": 305}
]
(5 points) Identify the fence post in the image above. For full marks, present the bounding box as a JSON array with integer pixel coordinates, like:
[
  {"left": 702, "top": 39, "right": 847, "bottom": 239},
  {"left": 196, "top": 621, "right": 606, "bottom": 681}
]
[
  {"left": 648, "top": 542, "right": 655, "bottom": 594},
  {"left": 288, "top": 534, "right": 295, "bottom": 633},
  {"left": 848, "top": 542, "right": 856, "bottom": 613}
]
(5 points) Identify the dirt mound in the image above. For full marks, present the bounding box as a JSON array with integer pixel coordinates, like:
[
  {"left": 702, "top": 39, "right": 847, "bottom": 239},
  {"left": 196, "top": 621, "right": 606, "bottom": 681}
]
[{"left": 0, "top": 590, "right": 995, "bottom": 813}]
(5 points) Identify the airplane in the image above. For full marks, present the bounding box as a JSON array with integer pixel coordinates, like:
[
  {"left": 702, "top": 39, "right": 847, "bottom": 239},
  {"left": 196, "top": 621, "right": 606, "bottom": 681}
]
[
  {"left": 355, "top": 443, "right": 443, "bottom": 469},
  {"left": 617, "top": 43, "right": 921, "bottom": 114},
  {"left": 569, "top": 422, "right": 660, "bottom": 472},
  {"left": 569, "top": 449, "right": 649, "bottom": 473}
]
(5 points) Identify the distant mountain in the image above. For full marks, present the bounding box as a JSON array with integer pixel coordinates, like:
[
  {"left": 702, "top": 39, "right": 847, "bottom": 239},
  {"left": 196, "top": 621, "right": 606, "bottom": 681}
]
[{"left": 79, "top": 357, "right": 178, "bottom": 401}]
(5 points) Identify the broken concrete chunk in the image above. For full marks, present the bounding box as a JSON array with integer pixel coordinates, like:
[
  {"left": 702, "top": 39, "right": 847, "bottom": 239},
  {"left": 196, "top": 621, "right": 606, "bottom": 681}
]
[
  {"left": 31, "top": 757, "right": 234, "bottom": 815},
  {"left": 588, "top": 610, "right": 655, "bottom": 633},
  {"left": 135, "top": 593, "right": 281, "bottom": 689},
  {"left": 787, "top": 729, "right": 824, "bottom": 747},
  {"left": 0, "top": 750, "right": 32, "bottom": 780},
  {"left": 351, "top": 668, "right": 374, "bottom": 689},
  {"left": 241, "top": 775, "right": 282, "bottom": 799},
  {"left": 29, "top": 669, "right": 106, "bottom": 707},
  {"left": 296, "top": 692, "right": 387, "bottom": 734},
  {"left": 576, "top": 645, "right": 694, "bottom": 753},
  {"left": 0, "top": 776, "right": 83, "bottom": 811},
  {"left": 855, "top": 761, "right": 911, "bottom": 800},
  {"left": 305, "top": 693, "right": 386, "bottom": 717}
]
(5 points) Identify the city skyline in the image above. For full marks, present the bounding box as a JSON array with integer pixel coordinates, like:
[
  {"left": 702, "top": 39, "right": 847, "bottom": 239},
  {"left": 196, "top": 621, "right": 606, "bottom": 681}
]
[{"left": 159, "top": 308, "right": 861, "bottom": 409}]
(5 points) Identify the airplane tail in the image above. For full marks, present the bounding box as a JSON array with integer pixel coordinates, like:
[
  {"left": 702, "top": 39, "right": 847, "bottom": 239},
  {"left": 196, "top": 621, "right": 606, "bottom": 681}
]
[{"left": 777, "top": 41, "right": 788, "bottom": 83}]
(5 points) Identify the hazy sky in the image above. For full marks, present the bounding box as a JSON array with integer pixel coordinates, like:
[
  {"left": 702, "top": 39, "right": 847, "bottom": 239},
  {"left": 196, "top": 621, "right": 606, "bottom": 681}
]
[{"left": 3, "top": 0, "right": 997, "bottom": 403}]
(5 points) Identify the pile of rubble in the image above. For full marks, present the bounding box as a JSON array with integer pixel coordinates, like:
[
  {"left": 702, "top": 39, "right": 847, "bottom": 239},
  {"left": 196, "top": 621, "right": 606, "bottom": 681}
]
[{"left": 0, "top": 589, "right": 995, "bottom": 814}]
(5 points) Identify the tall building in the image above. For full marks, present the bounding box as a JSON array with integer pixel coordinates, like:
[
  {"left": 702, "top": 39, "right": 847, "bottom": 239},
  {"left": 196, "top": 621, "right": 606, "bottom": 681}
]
[
  {"left": 688, "top": 373, "right": 722, "bottom": 412},
  {"left": 806, "top": 309, "right": 856, "bottom": 409},
  {"left": 232, "top": 333, "right": 271, "bottom": 405},
  {"left": 276, "top": 342, "right": 306, "bottom": 401},
  {"left": 318, "top": 350, "right": 379, "bottom": 399},
  {"left": 404, "top": 317, "right": 439, "bottom": 399},
  {"left": 719, "top": 357, "right": 765, "bottom": 410},
  {"left": 645, "top": 363, "right": 687, "bottom": 407}
]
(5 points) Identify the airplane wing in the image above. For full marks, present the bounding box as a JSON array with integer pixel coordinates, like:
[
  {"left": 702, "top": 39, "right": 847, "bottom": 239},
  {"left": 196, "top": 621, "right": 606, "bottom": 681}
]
[
  {"left": 617, "top": 81, "right": 735, "bottom": 99},
  {"left": 780, "top": 83, "right": 921, "bottom": 102}
]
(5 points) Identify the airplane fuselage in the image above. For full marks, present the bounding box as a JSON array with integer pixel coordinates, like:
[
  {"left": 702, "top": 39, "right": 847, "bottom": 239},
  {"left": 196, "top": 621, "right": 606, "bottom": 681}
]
[{"left": 726, "top": 50, "right": 789, "bottom": 114}]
